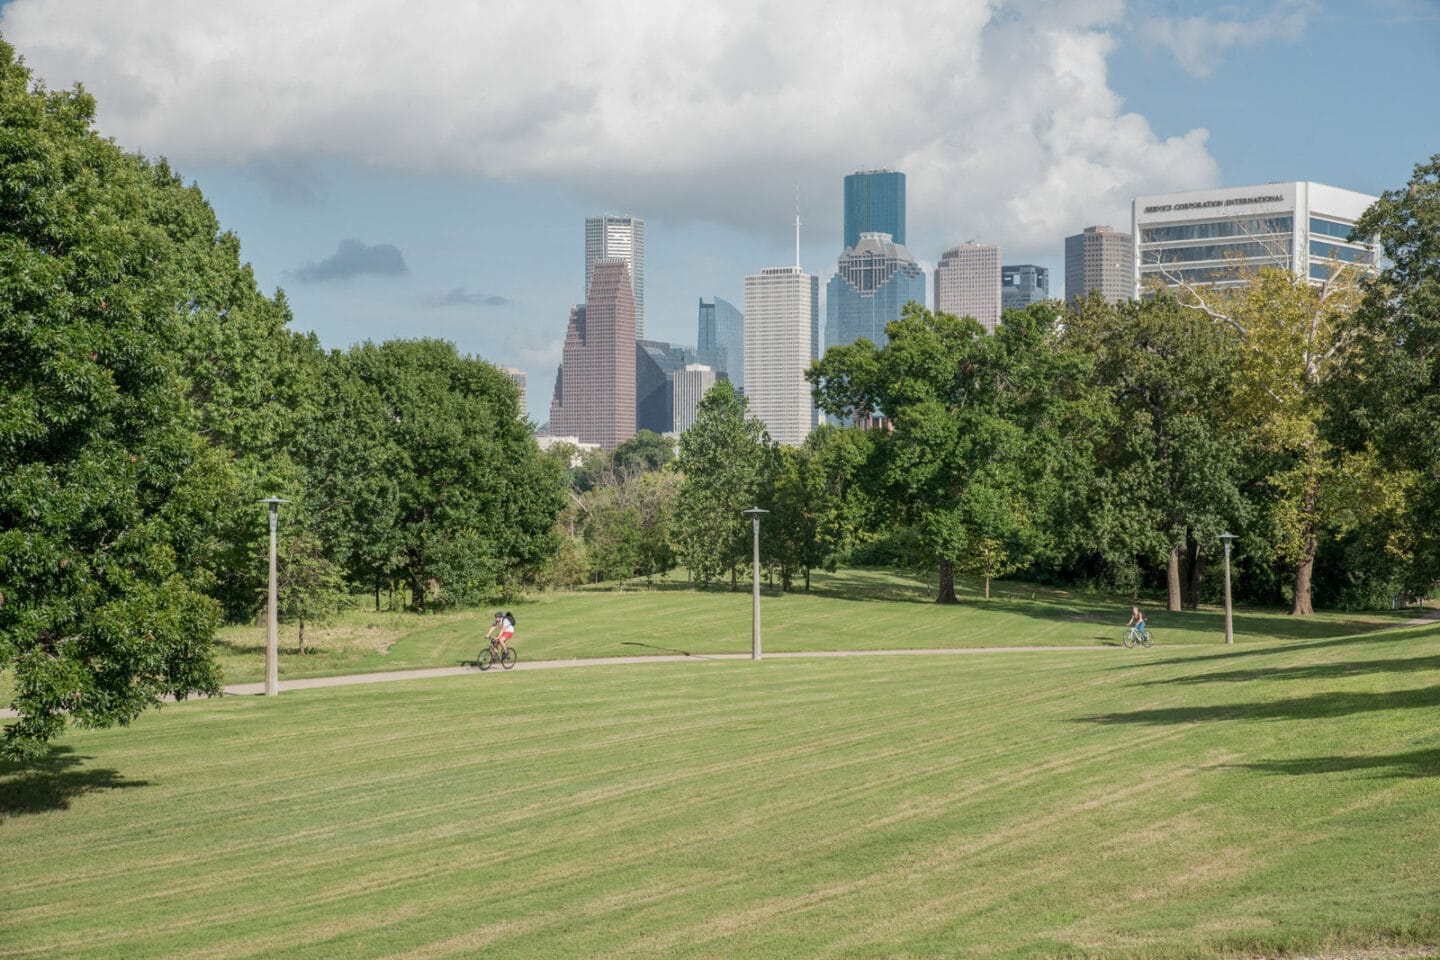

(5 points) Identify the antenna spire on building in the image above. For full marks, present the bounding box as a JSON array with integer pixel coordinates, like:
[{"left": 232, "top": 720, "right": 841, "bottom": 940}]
[{"left": 794, "top": 185, "right": 801, "bottom": 269}]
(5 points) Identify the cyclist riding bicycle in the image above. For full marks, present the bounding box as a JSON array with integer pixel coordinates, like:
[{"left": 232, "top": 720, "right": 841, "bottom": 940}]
[
  {"left": 1127, "top": 605, "right": 1147, "bottom": 637},
  {"left": 485, "top": 611, "right": 515, "bottom": 654}
]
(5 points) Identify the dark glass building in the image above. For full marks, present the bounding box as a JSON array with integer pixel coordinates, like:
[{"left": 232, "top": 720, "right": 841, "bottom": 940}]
[
  {"left": 636, "top": 339, "right": 695, "bottom": 435},
  {"left": 843, "top": 170, "right": 906, "bottom": 250},
  {"left": 1001, "top": 264, "right": 1050, "bottom": 312},
  {"left": 695, "top": 296, "right": 744, "bottom": 390}
]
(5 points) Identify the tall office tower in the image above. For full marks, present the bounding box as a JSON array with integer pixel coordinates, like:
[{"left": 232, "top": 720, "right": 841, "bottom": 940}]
[
  {"left": 826, "top": 232, "right": 926, "bottom": 350},
  {"left": 548, "top": 259, "right": 637, "bottom": 451},
  {"left": 585, "top": 215, "right": 645, "bottom": 337},
  {"left": 744, "top": 266, "right": 819, "bottom": 446},
  {"left": 844, "top": 170, "right": 906, "bottom": 250},
  {"left": 1001, "top": 264, "right": 1050, "bottom": 312},
  {"left": 498, "top": 367, "right": 528, "bottom": 419},
  {"left": 1132, "top": 182, "right": 1379, "bottom": 292},
  {"left": 934, "top": 243, "right": 1002, "bottom": 331},
  {"left": 636, "top": 339, "right": 694, "bottom": 434},
  {"left": 696, "top": 296, "right": 745, "bottom": 390},
  {"left": 1065, "top": 225, "right": 1134, "bottom": 306},
  {"left": 673, "top": 364, "right": 716, "bottom": 435}
]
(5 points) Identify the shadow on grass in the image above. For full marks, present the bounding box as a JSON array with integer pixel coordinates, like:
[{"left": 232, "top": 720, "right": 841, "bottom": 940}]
[
  {"left": 1138, "top": 655, "right": 1440, "bottom": 687},
  {"left": 1125, "top": 627, "right": 1429, "bottom": 672},
  {"left": 1079, "top": 685, "right": 1440, "bottom": 726},
  {"left": 0, "top": 746, "right": 150, "bottom": 820},
  {"left": 621, "top": 641, "right": 694, "bottom": 657},
  {"left": 1237, "top": 747, "right": 1440, "bottom": 778}
]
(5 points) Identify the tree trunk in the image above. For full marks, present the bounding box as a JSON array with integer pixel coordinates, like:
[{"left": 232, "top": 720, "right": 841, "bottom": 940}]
[
  {"left": 1184, "top": 537, "right": 1204, "bottom": 610},
  {"left": 1166, "top": 544, "right": 1183, "bottom": 612},
  {"left": 804, "top": 567, "right": 811, "bottom": 592},
  {"left": 1291, "top": 526, "right": 1318, "bottom": 616},
  {"left": 730, "top": 564, "right": 737, "bottom": 593},
  {"left": 298, "top": 618, "right": 306, "bottom": 655},
  {"left": 374, "top": 576, "right": 381, "bottom": 613},
  {"left": 984, "top": 574, "right": 991, "bottom": 600},
  {"left": 1290, "top": 476, "right": 1321, "bottom": 616},
  {"left": 936, "top": 559, "right": 959, "bottom": 604}
]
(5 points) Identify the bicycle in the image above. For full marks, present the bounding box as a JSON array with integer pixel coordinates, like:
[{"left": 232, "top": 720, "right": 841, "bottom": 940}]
[
  {"left": 1123, "top": 624, "right": 1153, "bottom": 648},
  {"left": 477, "top": 638, "right": 518, "bottom": 670}
]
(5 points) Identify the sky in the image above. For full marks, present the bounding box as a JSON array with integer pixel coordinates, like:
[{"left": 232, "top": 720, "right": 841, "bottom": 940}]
[{"left": 2, "top": 0, "right": 1437, "bottom": 423}]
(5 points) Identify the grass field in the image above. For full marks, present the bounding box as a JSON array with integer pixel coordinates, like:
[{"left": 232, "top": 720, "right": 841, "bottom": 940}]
[
  {"left": 3, "top": 611, "right": 1438, "bottom": 958},
  {"left": 209, "top": 568, "right": 1418, "bottom": 686}
]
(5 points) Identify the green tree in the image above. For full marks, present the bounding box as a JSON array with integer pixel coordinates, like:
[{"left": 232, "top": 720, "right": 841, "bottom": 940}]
[
  {"left": 0, "top": 46, "right": 233, "bottom": 758},
  {"left": 674, "top": 381, "right": 771, "bottom": 587},
  {"left": 810, "top": 304, "right": 1089, "bottom": 604},
  {"left": 329, "top": 340, "right": 563, "bottom": 609},
  {"left": 1065, "top": 293, "right": 1251, "bottom": 609},
  {"left": 1166, "top": 264, "right": 1382, "bottom": 614},
  {"left": 1341, "top": 156, "right": 1440, "bottom": 593},
  {"left": 612, "top": 429, "right": 675, "bottom": 475}
]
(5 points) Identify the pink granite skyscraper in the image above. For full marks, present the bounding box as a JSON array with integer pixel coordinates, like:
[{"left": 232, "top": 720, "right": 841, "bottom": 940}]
[{"left": 549, "top": 259, "right": 637, "bottom": 451}]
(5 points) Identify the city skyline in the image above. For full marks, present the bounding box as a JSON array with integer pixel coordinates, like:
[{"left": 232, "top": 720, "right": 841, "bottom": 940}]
[{"left": 3, "top": 0, "right": 1435, "bottom": 421}]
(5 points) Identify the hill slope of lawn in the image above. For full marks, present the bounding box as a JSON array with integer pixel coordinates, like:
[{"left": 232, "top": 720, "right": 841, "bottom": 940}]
[
  {"left": 210, "top": 568, "right": 1418, "bottom": 685},
  {"left": 3, "top": 619, "right": 1438, "bottom": 959}
]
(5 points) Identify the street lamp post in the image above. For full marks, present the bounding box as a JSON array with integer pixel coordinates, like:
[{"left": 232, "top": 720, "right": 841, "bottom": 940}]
[
  {"left": 1218, "top": 532, "right": 1237, "bottom": 646},
  {"left": 742, "top": 507, "right": 769, "bottom": 661},
  {"left": 259, "top": 497, "right": 291, "bottom": 695}
]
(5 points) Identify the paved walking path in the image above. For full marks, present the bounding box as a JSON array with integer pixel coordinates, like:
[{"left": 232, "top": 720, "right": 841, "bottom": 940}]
[
  {"left": 5, "top": 608, "right": 1439, "bottom": 718},
  {"left": 218, "top": 645, "right": 1123, "bottom": 697}
]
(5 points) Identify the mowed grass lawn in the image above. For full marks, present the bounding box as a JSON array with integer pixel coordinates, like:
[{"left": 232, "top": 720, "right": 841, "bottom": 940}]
[
  {"left": 3, "top": 620, "right": 1438, "bottom": 959},
  {"left": 211, "top": 568, "right": 1417, "bottom": 685}
]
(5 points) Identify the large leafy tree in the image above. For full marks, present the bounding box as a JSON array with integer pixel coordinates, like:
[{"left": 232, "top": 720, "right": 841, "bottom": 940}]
[
  {"left": 1340, "top": 156, "right": 1440, "bottom": 592},
  {"left": 810, "top": 303, "right": 1092, "bottom": 604},
  {"left": 332, "top": 340, "right": 563, "bottom": 609},
  {"left": 0, "top": 45, "right": 238, "bottom": 757},
  {"left": 1065, "top": 293, "right": 1251, "bottom": 609},
  {"left": 1166, "top": 264, "right": 1386, "bottom": 614},
  {"left": 673, "top": 381, "right": 772, "bottom": 587}
]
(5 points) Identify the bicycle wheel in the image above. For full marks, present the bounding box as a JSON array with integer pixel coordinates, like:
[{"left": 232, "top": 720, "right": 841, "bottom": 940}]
[
  {"left": 1140, "top": 629, "right": 1153, "bottom": 648},
  {"left": 501, "top": 647, "right": 517, "bottom": 670},
  {"left": 1123, "top": 628, "right": 1137, "bottom": 649},
  {"left": 477, "top": 647, "right": 495, "bottom": 671}
]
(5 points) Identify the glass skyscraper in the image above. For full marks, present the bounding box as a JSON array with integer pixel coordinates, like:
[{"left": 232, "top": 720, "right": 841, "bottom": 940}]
[
  {"left": 826, "top": 233, "right": 926, "bottom": 351},
  {"left": 696, "top": 296, "right": 745, "bottom": 391},
  {"left": 843, "top": 170, "right": 906, "bottom": 250}
]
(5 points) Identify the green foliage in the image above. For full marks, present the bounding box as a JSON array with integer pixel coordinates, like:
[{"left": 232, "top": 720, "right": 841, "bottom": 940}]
[
  {"left": 315, "top": 339, "right": 564, "bottom": 609},
  {"left": 611, "top": 429, "right": 675, "bottom": 476},
  {"left": 674, "top": 381, "right": 772, "bottom": 585},
  {"left": 0, "top": 44, "right": 231, "bottom": 757},
  {"left": 810, "top": 303, "right": 1094, "bottom": 603}
]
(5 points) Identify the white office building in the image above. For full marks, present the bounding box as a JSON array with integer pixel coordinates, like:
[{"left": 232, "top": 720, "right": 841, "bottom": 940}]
[
  {"left": 499, "top": 367, "right": 527, "bottom": 418},
  {"left": 1133, "top": 182, "right": 1379, "bottom": 293},
  {"left": 585, "top": 215, "right": 645, "bottom": 337},
  {"left": 744, "top": 266, "right": 819, "bottom": 446},
  {"left": 934, "top": 243, "right": 1001, "bottom": 331},
  {"left": 672, "top": 364, "right": 716, "bottom": 435}
]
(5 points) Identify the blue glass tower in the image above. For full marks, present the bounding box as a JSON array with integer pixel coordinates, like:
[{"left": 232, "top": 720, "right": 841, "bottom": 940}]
[
  {"left": 696, "top": 296, "right": 745, "bottom": 390},
  {"left": 843, "top": 170, "right": 906, "bottom": 250},
  {"left": 826, "top": 233, "right": 925, "bottom": 351}
]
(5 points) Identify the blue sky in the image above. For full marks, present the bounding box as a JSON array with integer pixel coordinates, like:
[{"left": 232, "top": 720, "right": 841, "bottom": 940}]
[{"left": 2, "top": 0, "right": 1436, "bottom": 422}]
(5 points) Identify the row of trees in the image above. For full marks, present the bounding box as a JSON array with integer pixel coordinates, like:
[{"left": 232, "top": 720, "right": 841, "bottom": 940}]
[
  {"left": 556, "top": 156, "right": 1440, "bottom": 622},
  {"left": 0, "top": 45, "right": 562, "bottom": 759}
]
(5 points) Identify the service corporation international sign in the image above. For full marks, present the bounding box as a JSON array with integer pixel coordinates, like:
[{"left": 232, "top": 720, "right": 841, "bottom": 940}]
[{"left": 1142, "top": 194, "right": 1287, "bottom": 215}]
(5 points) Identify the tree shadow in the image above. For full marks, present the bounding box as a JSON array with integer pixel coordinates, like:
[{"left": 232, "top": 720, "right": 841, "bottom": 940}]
[
  {"left": 1079, "top": 685, "right": 1440, "bottom": 726},
  {"left": 0, "top": 746, "right": 150, "bottom": 820},
  {"left": 1236, "top": 747, "right": 1440, "bottom": 779},
  {"left": 620, "top": 641, "right": 694, "bottom": 657},
  {"left": 1137, "top": 655, "right": 1440, "bottom": 687},
  {"left": 1110, "top": 627, "right": 1431, "bottom": 673}
]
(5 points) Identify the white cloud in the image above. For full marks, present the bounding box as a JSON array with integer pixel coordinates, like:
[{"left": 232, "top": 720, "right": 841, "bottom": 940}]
[
  {"left": 2, "top": 0, "right": 1221, "bottom": 251},
  {"left": 1136, "top": 0, "right": 1316, "bottom": 79}
]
